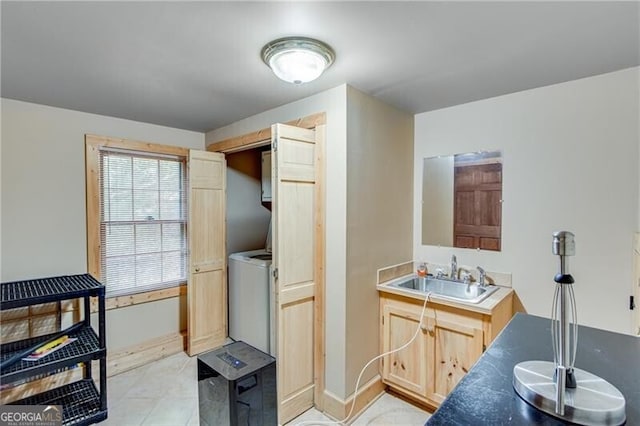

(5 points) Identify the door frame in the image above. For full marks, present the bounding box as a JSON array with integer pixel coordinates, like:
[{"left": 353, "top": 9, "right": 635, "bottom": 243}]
[{"left": 207, "top": 112, "right": 327, "bottom": 409}]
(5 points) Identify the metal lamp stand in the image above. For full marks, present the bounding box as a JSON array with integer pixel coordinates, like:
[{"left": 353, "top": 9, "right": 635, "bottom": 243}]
[{"left": 512, "top": 231, "right": 626, "bottom": 426}]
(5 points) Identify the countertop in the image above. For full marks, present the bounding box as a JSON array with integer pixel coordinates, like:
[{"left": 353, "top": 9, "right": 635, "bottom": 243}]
[
  {"left": 427, "top": 313, "right": 640, "bottom": 425},
  {"left": 377, "top": 277, "right": 513, "bottom": 315}
]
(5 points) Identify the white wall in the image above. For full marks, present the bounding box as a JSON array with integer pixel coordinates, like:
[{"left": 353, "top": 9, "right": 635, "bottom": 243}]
[
  {"left": 1, "top": 98, "right": 204, "bottom": 350},
  {"left": 414, "top": 68, "right": 640, "bottom": 334},
  {"left": 226, "top": 149, "right": 271, "bottom": 255},
  {"left": 345, "top": 87, "right": 414, "bottom": 396},
  {"left": 206, "top": 85, "right": 349, "bottom": 396}
]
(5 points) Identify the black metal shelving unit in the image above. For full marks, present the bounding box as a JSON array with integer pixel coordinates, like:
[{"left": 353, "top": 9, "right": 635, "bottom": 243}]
[{"left": 1, "top": 274, "right": 107, "bottom": 425}]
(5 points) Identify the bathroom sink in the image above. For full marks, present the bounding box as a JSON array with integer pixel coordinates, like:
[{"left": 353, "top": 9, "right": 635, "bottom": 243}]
[{"left": 388, "top": 275, "right": 499, "bottom": 304}]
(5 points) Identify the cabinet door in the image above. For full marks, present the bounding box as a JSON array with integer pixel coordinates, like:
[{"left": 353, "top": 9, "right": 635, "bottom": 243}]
[
  {"left": 382, "top": 304, "right": 429, "bottom": 397},
  {"left": 272, "top": 123, "right": 317, "bottom": 424},
  {"left": 425, "top": 316, "right": 483, "bottom": 404},
  {"left": 187, "top": 150, "right": 226, "bottom": 356}
]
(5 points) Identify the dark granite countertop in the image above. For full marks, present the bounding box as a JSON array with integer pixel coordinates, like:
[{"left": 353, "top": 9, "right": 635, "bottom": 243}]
[{"left": 427, "top": 313, "right": 639, "bottom": 425}]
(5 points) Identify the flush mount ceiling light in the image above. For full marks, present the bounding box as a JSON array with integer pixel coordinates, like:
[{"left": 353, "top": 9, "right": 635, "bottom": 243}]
[{"left": 261, "top": 37, "right": 335, "bottom": 84}]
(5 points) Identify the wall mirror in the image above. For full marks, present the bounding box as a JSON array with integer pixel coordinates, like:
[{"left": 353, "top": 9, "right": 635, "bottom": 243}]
[{"left": 422, "top": 150, "right": 503, "bottom": 251}]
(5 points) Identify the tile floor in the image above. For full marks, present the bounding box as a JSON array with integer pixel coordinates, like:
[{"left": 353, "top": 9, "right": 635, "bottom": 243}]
[
  {"left": 288, "top": 393, "right": 431, "bottom": 426},
  {"left": 103, "top": 351, "right": 431, "bottom": 425}
]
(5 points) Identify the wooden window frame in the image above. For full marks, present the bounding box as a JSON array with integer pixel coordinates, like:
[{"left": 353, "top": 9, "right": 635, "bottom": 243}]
[{"left": 85, "top": 134, "right": 189, "bottom": 310}]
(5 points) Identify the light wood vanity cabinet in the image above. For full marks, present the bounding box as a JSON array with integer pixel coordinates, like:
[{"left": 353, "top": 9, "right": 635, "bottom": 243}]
[{"left": 380, "top": 291, "right": 512, "bottom": 408}]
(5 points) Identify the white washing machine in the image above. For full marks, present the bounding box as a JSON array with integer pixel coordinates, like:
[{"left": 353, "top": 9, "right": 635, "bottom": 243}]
[{"left": 228, "top": 249, "right": 274, "bottom": 356}]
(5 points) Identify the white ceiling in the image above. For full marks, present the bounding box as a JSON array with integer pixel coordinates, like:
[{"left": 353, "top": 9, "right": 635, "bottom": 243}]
[{"left": 2, "top": 2, "right": 638, "bottom": 132}]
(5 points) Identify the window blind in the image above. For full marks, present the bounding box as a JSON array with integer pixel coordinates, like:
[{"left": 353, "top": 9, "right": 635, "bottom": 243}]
[{"left": 99, "top": 148, "right": 187, "bottom": 297}]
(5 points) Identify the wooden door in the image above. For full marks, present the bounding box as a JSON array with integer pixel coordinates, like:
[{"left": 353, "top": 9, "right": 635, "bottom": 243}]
[
  {"left": 272, "top": 123, "right": 317, "bottom": 424},
  {"left": 453, "top": 163, "right": 502, "bottom": 250},
  {"left": 381, "top": 305, "right": 429, "bottom": 397},
  {"left": 187, "top": 150, "right": 226, "bottom": 355},
  {"left": 426, "top": 316, "right": 483, "bottom": 404}
]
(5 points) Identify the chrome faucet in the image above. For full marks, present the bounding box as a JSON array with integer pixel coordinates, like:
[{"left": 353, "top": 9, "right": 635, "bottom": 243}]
[
  {"left": 450, "top": 255, "right": 457, "bottom": 280},
  {"left": 477, "top": 266, "right": 486, "bottom": 287}
]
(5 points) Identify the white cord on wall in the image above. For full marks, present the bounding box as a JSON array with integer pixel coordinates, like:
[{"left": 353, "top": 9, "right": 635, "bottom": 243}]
[{"left": 294, "top": 291, "right": 432, "bottom": 426}]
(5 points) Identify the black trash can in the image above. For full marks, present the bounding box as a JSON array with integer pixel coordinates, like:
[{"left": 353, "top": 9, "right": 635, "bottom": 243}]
[{"left": 198, "top": 341, "right": 277, "bottom": 426}]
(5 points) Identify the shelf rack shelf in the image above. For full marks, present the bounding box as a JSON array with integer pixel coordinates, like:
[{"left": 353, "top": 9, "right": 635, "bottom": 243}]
[
  {"left": 10, "top": 380, "right": 106, "bottom": 426},
  {"left": 1, "top": 325, "right": 104, "bottom": 383},
  {"left": 1, "top": 274, "right": 107, "bottom": 426},
  {"left": 1, "top": 274, "right": 105, "bottom": 309}
]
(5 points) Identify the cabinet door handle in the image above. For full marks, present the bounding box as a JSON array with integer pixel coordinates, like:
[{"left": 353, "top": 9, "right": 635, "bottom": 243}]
[
  {"left": 195, "top": 267, "right": 200, "bottom": 272},
  {"left": 421, "top": 325, "right": 434, "bottom": 335}
]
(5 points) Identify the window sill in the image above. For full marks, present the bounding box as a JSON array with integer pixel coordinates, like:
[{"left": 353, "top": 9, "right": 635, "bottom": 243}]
[{"left": 98, "top": 283, "right": 187, "bottom": 312}]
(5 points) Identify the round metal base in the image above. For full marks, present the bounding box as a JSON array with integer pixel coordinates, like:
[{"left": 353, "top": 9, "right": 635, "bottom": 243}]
[{"left": 513, "top": 361, "right": 626, "bottom": 426}]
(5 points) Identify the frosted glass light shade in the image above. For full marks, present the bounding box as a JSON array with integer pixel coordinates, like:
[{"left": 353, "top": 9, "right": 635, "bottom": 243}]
[
  {"left": 269, "top": 49, "right": 326, "bottom": 84},
  {"left": 262, "top": 37, "right": 335, "bottom": 84}
]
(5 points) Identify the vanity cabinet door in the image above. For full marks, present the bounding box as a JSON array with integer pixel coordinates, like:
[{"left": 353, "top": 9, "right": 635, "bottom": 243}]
[
  {"left": 425, "top": 316, "right": 483, "bottom": 404},
  {"left": 381, "top": 304, "right": 429, "bottom": 397}
]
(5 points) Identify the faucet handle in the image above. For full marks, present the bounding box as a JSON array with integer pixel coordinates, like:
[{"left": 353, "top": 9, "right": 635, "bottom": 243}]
[
  {"left": 476, "top": 266, "right": 486, "bottom": 286},
  {"left": 435, "top": 268, "right": 445, "bottom": 278}
]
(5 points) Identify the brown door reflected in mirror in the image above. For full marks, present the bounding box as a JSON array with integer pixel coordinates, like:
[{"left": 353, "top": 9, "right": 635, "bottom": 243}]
[{"left": 453, "top": 156, "right": 502, "bottom": 251}]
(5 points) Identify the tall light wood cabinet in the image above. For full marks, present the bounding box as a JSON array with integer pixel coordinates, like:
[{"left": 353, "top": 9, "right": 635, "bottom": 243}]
[
  {"left": 187, "top": 150, "right": 227, "bottom": 356},
  {"left": 380, "top": 292, "right": 510, "bottom": 409},
  {"left": 272, "top": 124, "right": 318, "bottom": 423}
]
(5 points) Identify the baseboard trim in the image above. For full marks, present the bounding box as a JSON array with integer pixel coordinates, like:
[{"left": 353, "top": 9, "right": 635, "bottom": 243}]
[
  {"left": 108, "top": 331, "right": 186, "bottom": 377},
  {"left": 280, "top": 384, "right": 315, "bottom": 425},
  {"left": 322, "top": 375, "right": 385, "bottom": 423}
]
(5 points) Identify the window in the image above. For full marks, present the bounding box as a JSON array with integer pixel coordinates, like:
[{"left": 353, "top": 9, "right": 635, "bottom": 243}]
[{"left": 98, "top": 147, "right": 187, "bottom": 297}]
